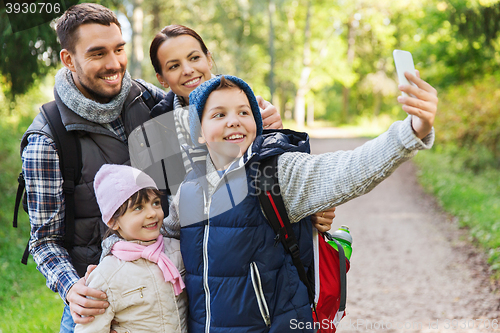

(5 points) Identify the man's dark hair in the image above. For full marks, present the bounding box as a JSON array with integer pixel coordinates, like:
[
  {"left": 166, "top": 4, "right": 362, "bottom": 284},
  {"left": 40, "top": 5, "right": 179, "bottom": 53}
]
[{"left": 56, "top": 3, "right": 121, "bottom": 53}]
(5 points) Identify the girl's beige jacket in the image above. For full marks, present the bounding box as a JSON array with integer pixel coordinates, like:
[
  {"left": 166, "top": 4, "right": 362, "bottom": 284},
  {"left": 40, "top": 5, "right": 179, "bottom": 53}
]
[{"left": 75, "top": 237, "right": 188, "bottom": 333}]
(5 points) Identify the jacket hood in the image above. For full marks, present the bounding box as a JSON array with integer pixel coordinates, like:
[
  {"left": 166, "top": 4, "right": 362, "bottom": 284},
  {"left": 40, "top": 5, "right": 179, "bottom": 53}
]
[{"left": 250, "top": 129, "right": 310, "bottom": 162}]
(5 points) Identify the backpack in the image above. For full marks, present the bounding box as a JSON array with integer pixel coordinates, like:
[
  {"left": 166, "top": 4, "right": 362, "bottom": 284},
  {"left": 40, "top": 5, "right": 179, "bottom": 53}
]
[
  {"left": 256, "top": 154, "right": 349, "bottom": 332},
  {"left": 12, "top": 81, "right": 158, "bottom": 265}
]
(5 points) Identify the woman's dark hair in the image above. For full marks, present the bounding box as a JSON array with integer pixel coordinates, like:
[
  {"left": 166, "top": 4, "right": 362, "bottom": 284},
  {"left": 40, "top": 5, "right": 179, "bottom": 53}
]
[
  {"left": 56, "top": 3, "right": 121, "bottom": 53},
  {"left": 104, "top": 188, "right": 162, "bottom": 239},
  {"left": 150, "top": 24, "right": 211, "bottom": 75}
]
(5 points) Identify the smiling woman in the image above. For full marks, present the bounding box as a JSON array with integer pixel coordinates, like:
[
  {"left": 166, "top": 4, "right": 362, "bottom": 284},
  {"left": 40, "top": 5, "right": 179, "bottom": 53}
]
[{"left": 151, "top": 25, "right": 213, "bottom": 105}]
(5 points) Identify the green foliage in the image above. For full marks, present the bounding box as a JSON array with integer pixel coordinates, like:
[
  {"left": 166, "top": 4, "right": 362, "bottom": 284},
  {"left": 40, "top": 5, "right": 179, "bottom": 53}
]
[
  {"left": 0, "top": 74, "right": 61, "bottom": 332},
  {"left": 434, "top": 74, "right": 500, "bottom": 169},
  {"left": 0, "top": 7, "right": 60, "bottom": 96},
  {"left": 403, "top": 0, "right": 500, "bottom": 87},
  {"left": 414, "top": 146, "right": 500, "bottom": 275}
]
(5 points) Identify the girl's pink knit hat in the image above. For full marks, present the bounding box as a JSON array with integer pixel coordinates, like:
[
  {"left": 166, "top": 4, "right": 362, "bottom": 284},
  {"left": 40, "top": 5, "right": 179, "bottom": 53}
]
[{"left": 94, "top": 164, "right": 158, "bottom": 224}]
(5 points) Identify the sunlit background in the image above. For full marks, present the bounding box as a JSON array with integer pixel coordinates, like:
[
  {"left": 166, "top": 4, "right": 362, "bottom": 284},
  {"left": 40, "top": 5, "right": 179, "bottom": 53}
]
[{"left": 1, "top": 0, "right": 499, "bottom": 331}]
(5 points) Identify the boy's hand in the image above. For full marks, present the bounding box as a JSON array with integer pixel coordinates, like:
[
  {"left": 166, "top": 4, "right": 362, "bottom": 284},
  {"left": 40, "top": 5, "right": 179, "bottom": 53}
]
[
  {"left": 397, "top": 71, "right": 438, "bottom": 139},
  {"left": 256, "top": 96, "right": 283, "bottom": 130},
  {"left": 68, "top": 265, "right": 109, "bottom": 324},
  {"left": 311, "top": 207, "right": 336, "bottom": 233}
]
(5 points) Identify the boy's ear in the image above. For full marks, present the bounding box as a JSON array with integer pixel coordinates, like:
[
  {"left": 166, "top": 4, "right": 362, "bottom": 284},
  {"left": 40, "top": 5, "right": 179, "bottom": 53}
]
[
  {"left": 156, "top": 73, "right": 169, "bottom": 89},
  {"left": 198, "top": 128, "right": 207, "bottom": 145}
]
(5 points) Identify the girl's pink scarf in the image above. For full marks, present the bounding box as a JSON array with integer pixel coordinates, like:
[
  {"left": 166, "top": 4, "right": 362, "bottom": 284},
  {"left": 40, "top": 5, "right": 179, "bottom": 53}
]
[{"left": 111, "top": 235, "right": 185, "bottom": 296}]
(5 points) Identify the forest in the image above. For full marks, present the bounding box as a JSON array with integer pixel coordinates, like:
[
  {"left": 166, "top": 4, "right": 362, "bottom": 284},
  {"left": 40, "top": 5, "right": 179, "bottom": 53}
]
[{"left": 1, "top": 0, "right": 499, "bottom": 331}]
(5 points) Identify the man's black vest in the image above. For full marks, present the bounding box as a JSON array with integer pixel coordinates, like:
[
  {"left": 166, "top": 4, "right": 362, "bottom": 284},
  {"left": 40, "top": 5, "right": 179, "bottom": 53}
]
[{"left": 21, "top": 82, "right": 152, "bottom": 276}]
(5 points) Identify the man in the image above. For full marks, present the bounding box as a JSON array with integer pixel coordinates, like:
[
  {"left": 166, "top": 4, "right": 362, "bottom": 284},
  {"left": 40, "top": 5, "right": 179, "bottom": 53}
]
[{"left": 21, "top": 4, "right": 282, "bottom": 332}]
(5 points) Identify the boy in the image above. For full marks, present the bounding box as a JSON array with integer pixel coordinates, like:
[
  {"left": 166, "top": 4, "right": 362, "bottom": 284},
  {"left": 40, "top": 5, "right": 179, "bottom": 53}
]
[{"left": 163, "top": 74, "right": 437, "bottom": 332}]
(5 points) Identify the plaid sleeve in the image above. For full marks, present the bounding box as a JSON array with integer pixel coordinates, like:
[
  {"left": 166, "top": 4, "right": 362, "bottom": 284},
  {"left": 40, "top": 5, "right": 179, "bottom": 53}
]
[{"left": 22, "top": 133, "right": 80, "bottom": 303}]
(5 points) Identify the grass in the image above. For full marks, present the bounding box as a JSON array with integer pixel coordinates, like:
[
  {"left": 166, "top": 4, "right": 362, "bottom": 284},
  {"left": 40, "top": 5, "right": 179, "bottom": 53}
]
[
  {"left": 0, "top": 79, "right": 62, "bottom": 332},
  {"left": 414, "top": 145, "right": 500, "bottom": 276}
]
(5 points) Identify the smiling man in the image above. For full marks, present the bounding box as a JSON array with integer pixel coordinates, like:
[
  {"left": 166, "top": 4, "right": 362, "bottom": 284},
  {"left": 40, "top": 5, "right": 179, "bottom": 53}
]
[
  {"left": 20, "top": 4, "right": 170, "bottom": 332},
  {"left": 60, "top": 22, "right": 127, "bottom": 103}
]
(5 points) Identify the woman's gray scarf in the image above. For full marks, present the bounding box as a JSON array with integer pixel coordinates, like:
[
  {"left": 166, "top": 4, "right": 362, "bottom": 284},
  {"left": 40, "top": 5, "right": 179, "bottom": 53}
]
[{"left": 55, "top": 67, "right": 132, "bottom": 124}]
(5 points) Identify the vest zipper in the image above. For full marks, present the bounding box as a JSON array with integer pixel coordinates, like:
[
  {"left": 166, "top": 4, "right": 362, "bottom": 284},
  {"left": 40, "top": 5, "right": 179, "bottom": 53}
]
[
  {"left": 203, "top": 196, "right": 212, "bottom": 333},
  {"left": 250, "top": 262, "right": 271, "bottom": 327},
  {"left": 202, "top": 158, "right": 253, "bottom": 331}
]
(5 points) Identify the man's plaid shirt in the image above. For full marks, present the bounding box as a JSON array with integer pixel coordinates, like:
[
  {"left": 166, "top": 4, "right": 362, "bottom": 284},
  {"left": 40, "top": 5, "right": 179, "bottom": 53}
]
[{"left": 21, "top": 81, "right": 167, "bottom": 303}]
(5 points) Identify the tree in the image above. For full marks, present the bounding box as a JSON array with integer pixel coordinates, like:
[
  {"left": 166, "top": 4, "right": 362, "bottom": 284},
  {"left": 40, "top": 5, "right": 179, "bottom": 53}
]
[
  {"left": 294, "top": 0, "right": 312, "bottom": 127},
  {"left": 0, "top": 11, "right": 59, "bottom": 96}
]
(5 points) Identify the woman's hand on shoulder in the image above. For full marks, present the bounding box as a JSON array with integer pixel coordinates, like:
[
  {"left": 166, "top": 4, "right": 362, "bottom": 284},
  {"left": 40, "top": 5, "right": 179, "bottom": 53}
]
[{"left": 256, "top": 96, "right": 283, "bottom": 130}]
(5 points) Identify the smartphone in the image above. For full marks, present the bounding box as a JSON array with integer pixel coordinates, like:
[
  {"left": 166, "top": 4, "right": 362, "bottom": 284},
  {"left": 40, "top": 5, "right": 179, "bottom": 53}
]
[{"left": 393, "top": 49, "right": 416, "bottom": 97}]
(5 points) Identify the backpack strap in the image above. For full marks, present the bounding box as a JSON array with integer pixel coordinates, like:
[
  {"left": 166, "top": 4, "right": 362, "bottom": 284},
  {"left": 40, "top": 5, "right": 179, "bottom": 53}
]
[
  {"left": 13, "top": 172, "right": 30, "bottom": 263},
  {"left": 134, "top": 79, "right": 157, "bottom": 110},
  {"left": 257, "top": 155, "right": 348, "bottom": 326},
  {"left": 40, "top": 101, "right": 82, "bottom": 253},
  {"left": 14, "top": 101, "right": 82, "bottom": 264},
  {"left": 256, "top": 155, "right": 315, "bottom": 304},
  {"left": 13, "top": 172, "right": 25, "bottom": 228}
]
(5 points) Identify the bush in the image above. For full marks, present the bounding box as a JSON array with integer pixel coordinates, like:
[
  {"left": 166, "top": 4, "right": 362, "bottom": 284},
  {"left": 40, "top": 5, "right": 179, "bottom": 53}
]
[{"left": 436, "top": 74, "right": 500, "bottom": 170}]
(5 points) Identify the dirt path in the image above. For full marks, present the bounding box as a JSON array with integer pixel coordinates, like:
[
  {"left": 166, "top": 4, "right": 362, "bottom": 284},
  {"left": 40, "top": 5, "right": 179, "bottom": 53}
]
[{"left": 310, "top": 137, "right": 500, "bottom": 333}]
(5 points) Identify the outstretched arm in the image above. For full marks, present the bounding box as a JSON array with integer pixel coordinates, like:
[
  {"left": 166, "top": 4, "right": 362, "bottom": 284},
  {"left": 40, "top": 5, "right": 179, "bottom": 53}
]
[{"left": 278, "top": 75, "right": 438, "bottom": 223}]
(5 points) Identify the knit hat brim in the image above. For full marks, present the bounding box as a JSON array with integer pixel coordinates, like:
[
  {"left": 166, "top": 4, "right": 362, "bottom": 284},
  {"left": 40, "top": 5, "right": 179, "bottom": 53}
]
[
  {"left": 94, "top": 164, "right": 158, "bottom": 224},
  {"left": 188, "top": 75, "right": 263, "bottom": 144}
]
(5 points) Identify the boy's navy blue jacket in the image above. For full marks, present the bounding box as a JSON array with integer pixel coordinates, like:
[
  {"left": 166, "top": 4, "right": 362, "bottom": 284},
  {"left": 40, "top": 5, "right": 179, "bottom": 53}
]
[{"left": 178, "top": 129, "right": 315, "bottom": 332}]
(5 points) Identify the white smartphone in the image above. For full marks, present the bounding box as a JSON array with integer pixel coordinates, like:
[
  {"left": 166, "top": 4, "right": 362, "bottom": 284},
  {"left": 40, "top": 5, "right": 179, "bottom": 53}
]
[{"left": 393, "top": 49, "right": 416, "bottom": 97}]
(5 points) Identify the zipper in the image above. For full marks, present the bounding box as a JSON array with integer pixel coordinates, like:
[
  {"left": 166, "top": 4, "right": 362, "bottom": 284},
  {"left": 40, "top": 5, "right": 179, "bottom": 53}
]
[
  {"left": 250, "top": 262, "right": 271, "bottom": 327},
  {"left": 122, "top": 286, "right": 146, "bottom": 298},
  {"left": 201, "top": 157, "right": 255, "bottom": 332},
  {"left": 203, "top": 196, "right": 212, "bottom": 333}
]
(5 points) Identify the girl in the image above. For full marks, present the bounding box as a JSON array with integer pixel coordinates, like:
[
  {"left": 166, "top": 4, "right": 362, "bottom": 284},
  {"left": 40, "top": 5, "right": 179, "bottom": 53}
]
[{"left": 74, "top": 164, "right": 188, "bottom": 333}]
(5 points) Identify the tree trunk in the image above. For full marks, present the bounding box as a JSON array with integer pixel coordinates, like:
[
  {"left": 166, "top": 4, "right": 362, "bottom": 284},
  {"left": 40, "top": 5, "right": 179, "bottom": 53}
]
[
  {"left": 306, "top": 97, "right": 314, "bottom": 127},
  {"left": 268, "top": 0, "right": 276, "bottom": 104},
  {"left": 130, "top": 0, "right": 144, "bottom": 79},
  {"left": 342, "top": 18, "right": 356, "bottom": 122},
  {"left": 294, "top": 0, "right": 312, "bottom": 128},
  {"left": 373, "top": 92, "right": 381, "bottom": 116},
  {"left": 151, "top": 0, "right": 161, "bottom": 33}
]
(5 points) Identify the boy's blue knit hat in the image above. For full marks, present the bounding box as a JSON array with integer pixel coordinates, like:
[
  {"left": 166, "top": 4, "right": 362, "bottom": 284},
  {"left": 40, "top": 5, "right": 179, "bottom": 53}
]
[{"left": 188, "top": 75, "right": 263, "bottom": 143}]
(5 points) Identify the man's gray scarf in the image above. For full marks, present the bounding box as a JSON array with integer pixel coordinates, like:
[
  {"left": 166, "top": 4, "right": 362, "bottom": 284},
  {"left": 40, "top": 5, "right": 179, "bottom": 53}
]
[{"left": 55, "top": 67, "right": 132, "bottom": 124}]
